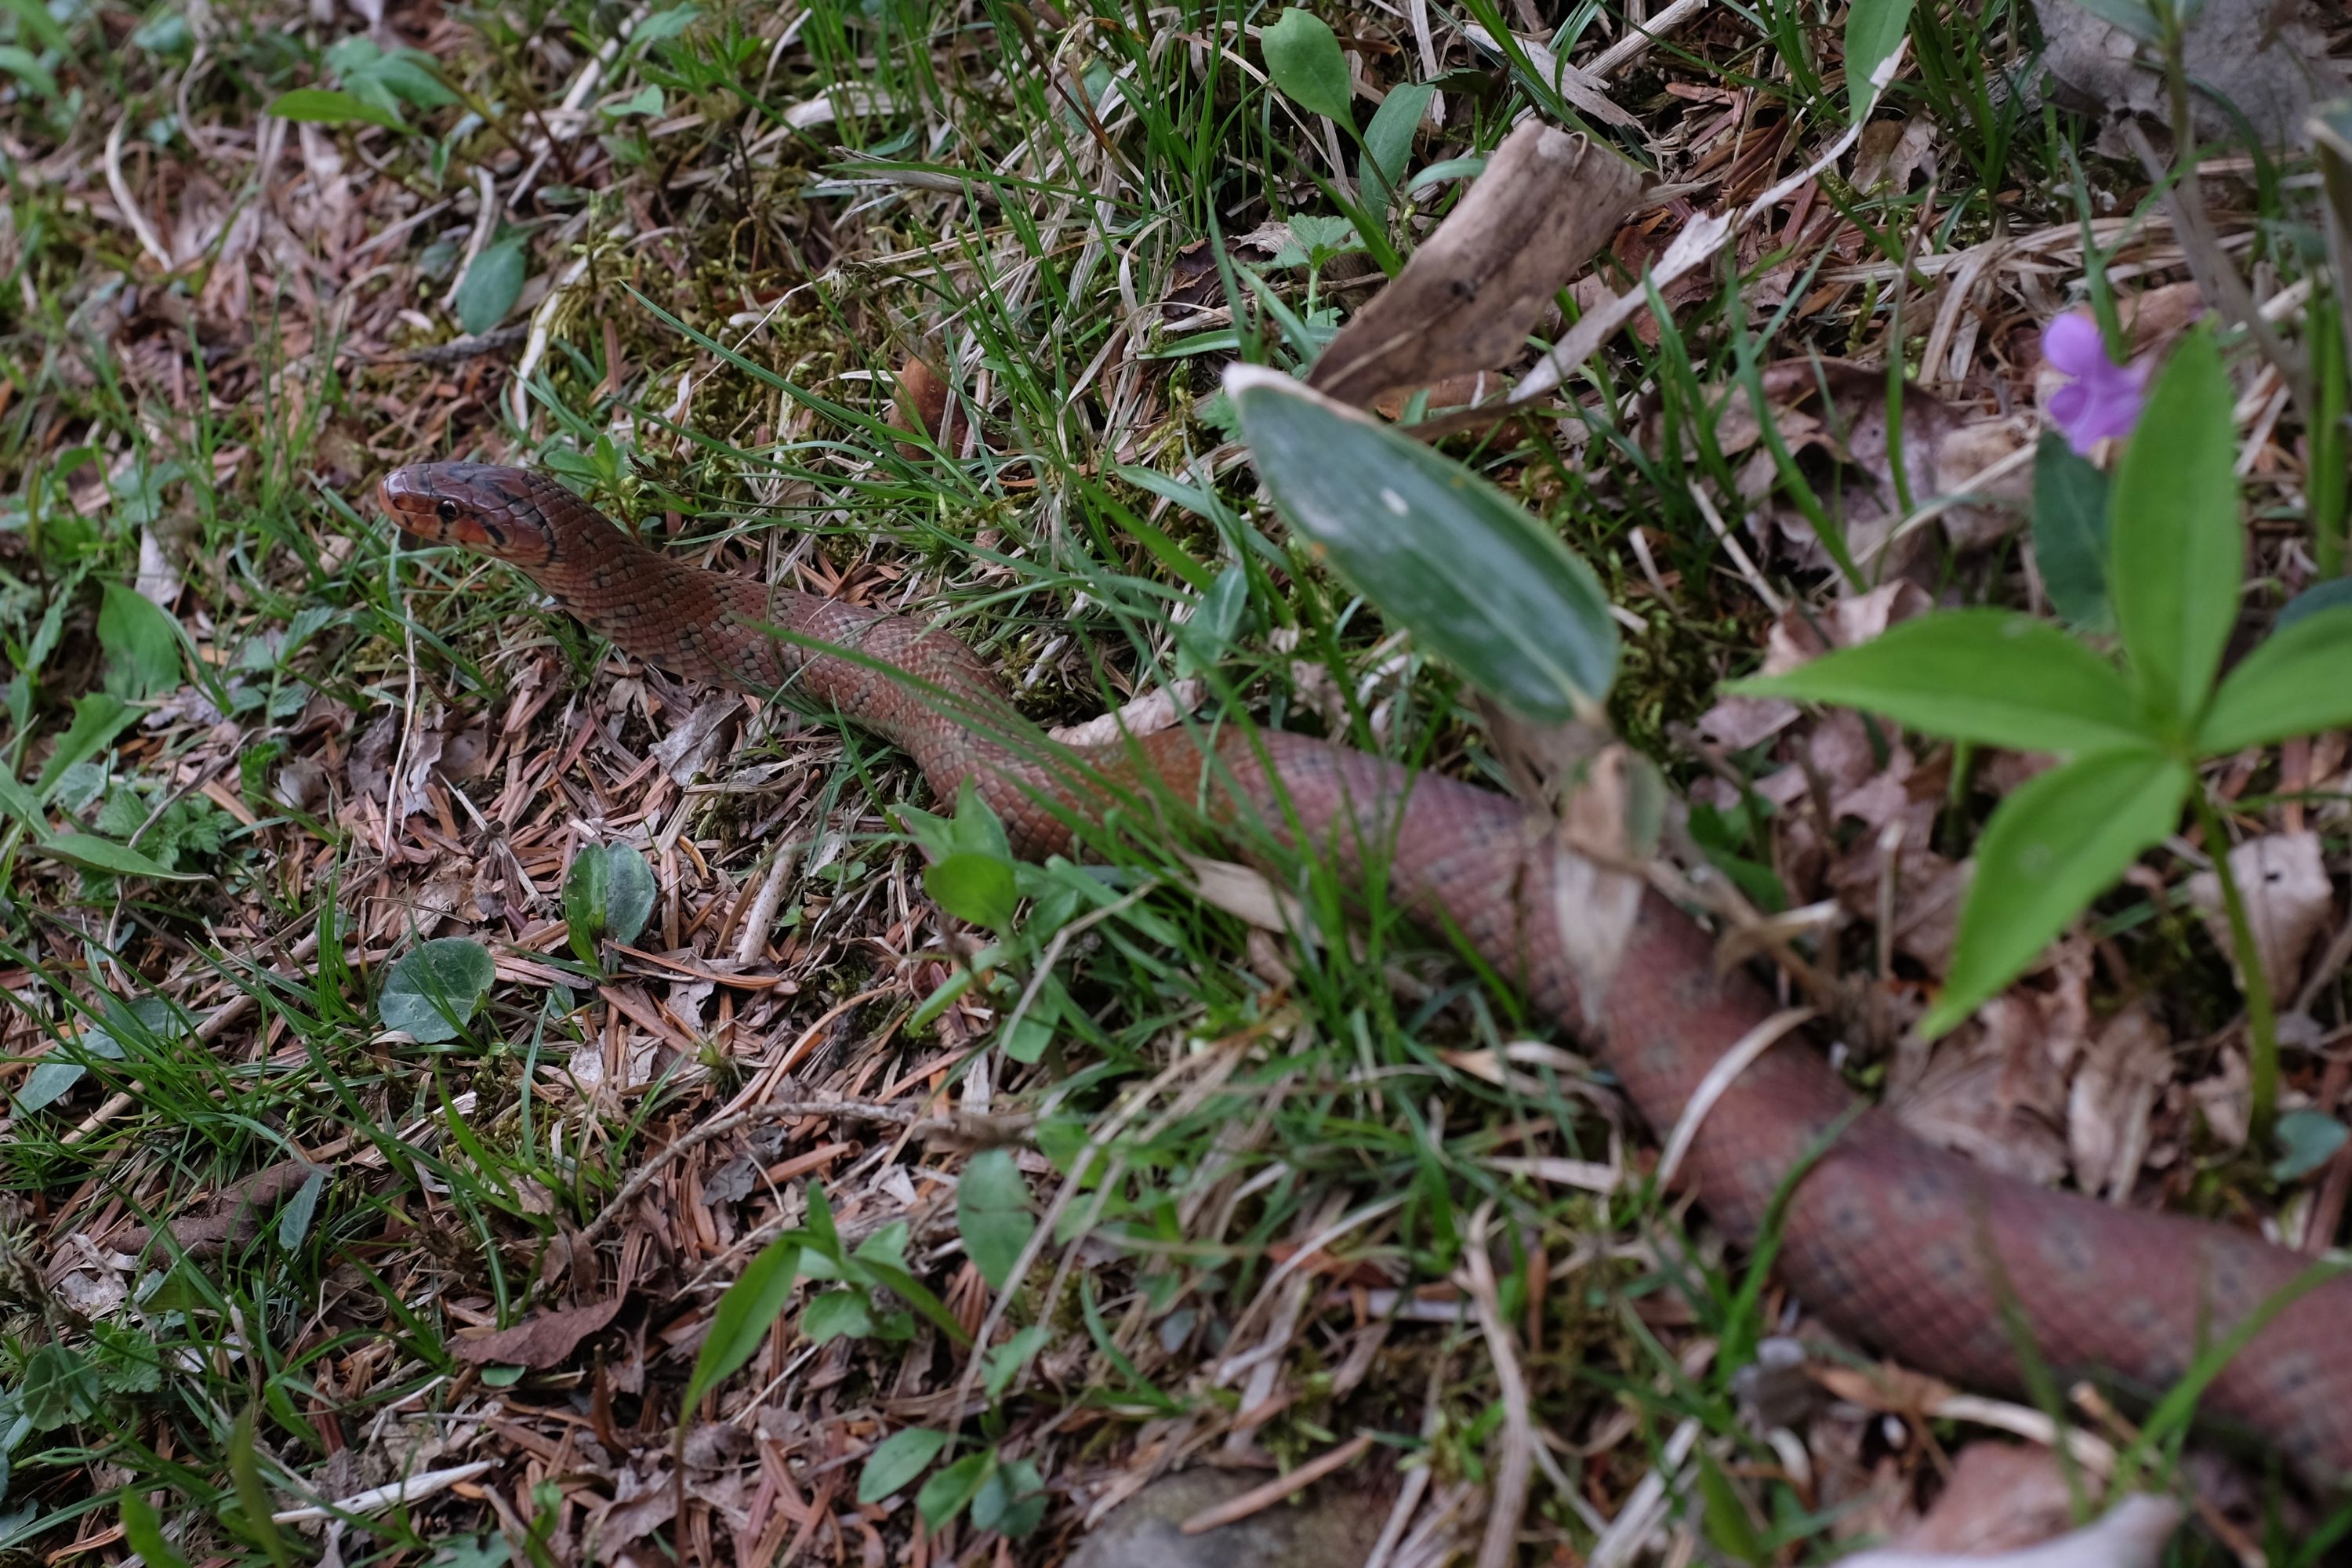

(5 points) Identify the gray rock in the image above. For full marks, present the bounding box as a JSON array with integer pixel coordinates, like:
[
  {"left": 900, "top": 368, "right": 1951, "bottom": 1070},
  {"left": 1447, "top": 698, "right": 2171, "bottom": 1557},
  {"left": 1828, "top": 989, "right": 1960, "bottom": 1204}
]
[{"left": 1068, "top": 1468, "right": 1389, "bottom": 1568}]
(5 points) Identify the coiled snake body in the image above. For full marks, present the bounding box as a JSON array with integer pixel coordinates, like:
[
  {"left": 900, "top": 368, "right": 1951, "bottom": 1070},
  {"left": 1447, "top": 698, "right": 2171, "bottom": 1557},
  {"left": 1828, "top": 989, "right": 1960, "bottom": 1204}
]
[{"left": 382, "top": 460, "right": 2352, "bottom": 1488}]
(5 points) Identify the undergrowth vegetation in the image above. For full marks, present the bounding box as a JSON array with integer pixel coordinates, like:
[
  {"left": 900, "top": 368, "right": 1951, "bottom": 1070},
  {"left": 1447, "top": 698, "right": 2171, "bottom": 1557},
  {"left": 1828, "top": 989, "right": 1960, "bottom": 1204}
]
[{"left": 0, "top": 0, "right": 2347, "bottom": 1559}]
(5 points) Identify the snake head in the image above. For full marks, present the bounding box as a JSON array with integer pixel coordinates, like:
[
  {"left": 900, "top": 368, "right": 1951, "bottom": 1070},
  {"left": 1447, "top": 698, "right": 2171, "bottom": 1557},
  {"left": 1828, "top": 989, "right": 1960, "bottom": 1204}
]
[{"left": 378, "top": 462, "right": 561, "bottom": 566}]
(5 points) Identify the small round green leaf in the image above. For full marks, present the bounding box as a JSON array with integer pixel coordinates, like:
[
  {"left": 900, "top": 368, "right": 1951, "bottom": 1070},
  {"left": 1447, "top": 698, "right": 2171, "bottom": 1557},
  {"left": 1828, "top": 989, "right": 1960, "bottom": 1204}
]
[
  {"left": 1227, "top": 366, "right": 1618, "bottom": 722},
  {"left": 1261, "top": 8, "right": 1353, "bottom": 124},
  {"left": 378, "top": 937, "right": 495, "bottom": 1043},
  {"left": 2270, "top": 1109, "right": 2348, "bottom": 1182},
  {"left": 927, "top": 852, "right": 1018, "bottom": 933},
  {"left": 564, "top": 840, "right": 659, "bottom": 960},
  {"left": 916, "top": 1451, "right": 992, "bottom": 1530},
  {"left": 858, "top": 1428, "right": 951, "bottom": 1505},
  {"left": 456, "top": 234, "right": 530, "bottom": 336},
  {"left": 956, "top": 1148, "right": 1036, "bottom": 1291},
  {"left": 20, "top": 1344, "right": 100, "bottom": 1430}
]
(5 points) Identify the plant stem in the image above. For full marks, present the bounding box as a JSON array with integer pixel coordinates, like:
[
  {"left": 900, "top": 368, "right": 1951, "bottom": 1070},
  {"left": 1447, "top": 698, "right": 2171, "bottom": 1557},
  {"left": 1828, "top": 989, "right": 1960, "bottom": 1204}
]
[{"left": 2191, "top": 789, "right": 2279, "bottom": 1145}]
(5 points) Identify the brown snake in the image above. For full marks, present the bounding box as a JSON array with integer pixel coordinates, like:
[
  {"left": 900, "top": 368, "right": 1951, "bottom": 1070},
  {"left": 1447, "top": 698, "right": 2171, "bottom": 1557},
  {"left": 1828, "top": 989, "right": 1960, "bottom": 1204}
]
[{"left": 382, "top": 460, "right": 2352, "bottom": 1490}]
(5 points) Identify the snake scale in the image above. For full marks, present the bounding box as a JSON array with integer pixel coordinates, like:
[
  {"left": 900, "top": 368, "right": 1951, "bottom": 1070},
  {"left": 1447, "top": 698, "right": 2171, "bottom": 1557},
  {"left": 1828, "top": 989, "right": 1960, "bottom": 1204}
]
[{"left": 381, "top": 459, "right": 2352, "bottom": 1490}]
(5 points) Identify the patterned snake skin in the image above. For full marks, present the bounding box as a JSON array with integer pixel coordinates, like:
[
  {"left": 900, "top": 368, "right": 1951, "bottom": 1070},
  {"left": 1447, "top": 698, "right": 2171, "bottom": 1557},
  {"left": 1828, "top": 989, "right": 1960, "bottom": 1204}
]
[{"left": 382, "top": 461, "right": 2352, "bottom": 1486}]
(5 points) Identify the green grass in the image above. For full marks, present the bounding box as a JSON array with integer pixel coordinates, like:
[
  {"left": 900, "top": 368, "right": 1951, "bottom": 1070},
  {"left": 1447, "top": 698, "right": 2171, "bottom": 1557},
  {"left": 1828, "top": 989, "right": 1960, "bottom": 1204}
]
[{"left": 0, "top": 0, "right": 2345, "bottom": 1559}]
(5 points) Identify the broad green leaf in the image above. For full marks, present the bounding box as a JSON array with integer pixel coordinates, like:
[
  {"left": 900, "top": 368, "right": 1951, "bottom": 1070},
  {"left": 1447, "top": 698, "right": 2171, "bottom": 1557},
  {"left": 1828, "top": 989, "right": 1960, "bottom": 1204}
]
[
  {"left": 2030, "top": 431, "right": 2111, "bottom": 630},
  {"left": 32, "top": 833, "right": 201, "bottom": 882},
  {"left": 377, "top": 937, "right": 495, "bottom": 1043},
  {"left": 2110, "top": 326, "right": 2241, "bottom": 728},
  {"left": 564, "top": 840, "right": 658, "bottom": 962},
  {"left": 14, "top": 1028, "right": 123, "bottom": 1113},
  {"left": 277, "top": 1170, "right": 328, "bottom": 1250},
  {"left": 2270, "top": 1109, "right": 2348, "bottom": 1182},
  {"left": 983, "top": 1324, "right": 1053, "bottom": 1399},
  {"left": 0, "top": 770, "right": 39, "bottom": 830},
  {"left": 19, "top": 1344, "right": 99, "bottom": 1429},
  {"left": 1261, "top": 8, "right": 1352, "bottom": 124},
  {"left": 604, "top": 83, "right": 664, "bottom": 117},
  {"left": 632, "top": 4, "right": 701, "bottom": 42},
  {"left": 226, "top": 1404, "right": 294, "bottom": 1566},
  {"left": 1360, "top": 81, "right": 1435, "bottom": 213},
  {"left": 1843, "top": 0, "right": 1913, "bottom": 119},
  {"left": 1174, "top": 563, "right": 1250, "bottom": 677},
  {"left": 858, "top": 1428, "right": 950, "bottom": 1504},
  {"left": 1731, "top": 610, "right": 2147, "bottom": 753},
  {"left": 1, "top": 0, "right": 69, "bottom": 56},
  {"left": 916, "top": 1451, "right": 992, "bottom": 1529},
  {"left": 2275, "top": 576, "right": 2352, "bottom": 633},
  {"left": 802, "top": 1289, "right": 874, "bottom": 1343},
  {"left": 804, "top": 1180, "right": 843, "bottom": 1260},
  {"left": 34, "top": 694, "right": 136, "bottom": 799},
  {"left": 0, "top": 45, "right": 56, "bottom": 98},
  {"left": 456, "top": 234, "right": 529, "bottom": 336},
  {"left": 2196, "top": 605, "right": 2352, "bottom": 754},
  {"left": 2068, "top": 0, "right": 2159, "bottom": 38},
  {"left": 1227, "top": 365, "right": 1617, "bottom": 722},
  {"left": 682, "top": 1236, "right": 800, "bottom": 1410},
  {"left": 956, "top": 1149, "right": 1036, "bottom": 1290},
  {"left": 971, "top": 1455, "right": 1046, "bottom": 1537},
  {"left": 98, "top": 583, "right": 183, "bottom": 700},
  {"left": 1922, "top": 751, "right": 2190, "bottom": 1037},
  {"left": 266, "top": 87, "right": 405, "bottom": 131},
  {"left": 119, "top": 1493, "right": 192, "bottom": 1568},
  {"left": 927, "top": 852, "right": 1018, "bottom": 933}
]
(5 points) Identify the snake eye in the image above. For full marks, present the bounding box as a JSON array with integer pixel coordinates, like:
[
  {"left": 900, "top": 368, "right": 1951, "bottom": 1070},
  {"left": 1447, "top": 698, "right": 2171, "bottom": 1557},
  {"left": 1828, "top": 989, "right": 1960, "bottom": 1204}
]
[{"left": 435, "top": 499, "right": 459, "bottom": 524}]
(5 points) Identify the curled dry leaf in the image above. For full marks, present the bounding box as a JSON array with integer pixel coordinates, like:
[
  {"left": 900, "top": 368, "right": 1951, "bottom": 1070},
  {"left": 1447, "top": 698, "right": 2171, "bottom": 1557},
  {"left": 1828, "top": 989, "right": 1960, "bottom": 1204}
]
[
  {"left": 2066, "top": 1004, "right": 2171, "bottom": 1201},
  {"left": 450, "top": 1294, "right": 626, "bottom": 1368},
  {"left": 1306, "top": 118, "right": 1644, "bottom": 410},
  {"left": 1885, "top": 1443, "right": 2080, "bottom": 1555},
  {"left": 1841, "top": 1493, "right": 2182, "bottom": 1568},
  {"left": 114, "top": 1160, "right": 328, "bottom": 1258},
  {"left": 1887, "top": 942, "right": 2089, "bottom": 1185},
  {"left": 1049, "top": 680, "right": 1207, "bottom": 745},
  {"left": 889, "top": 348, "right": 971, "bottom": 456},
  {"left": 2031, "top": 0, "right": 2348, "bottom": 153},
  {"left": 1551, "top": 744, "right": 1664, "bottom": 1026},
  {"left": 2187, "top": 831, "right": 2333, "bottom": 1006}
]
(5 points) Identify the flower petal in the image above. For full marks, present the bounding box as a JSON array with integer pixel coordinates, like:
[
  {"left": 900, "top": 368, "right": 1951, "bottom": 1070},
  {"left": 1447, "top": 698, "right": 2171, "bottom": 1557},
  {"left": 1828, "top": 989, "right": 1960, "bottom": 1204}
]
[{"left": 2042, "top": 312, "right": 2106, "bottom": 377}]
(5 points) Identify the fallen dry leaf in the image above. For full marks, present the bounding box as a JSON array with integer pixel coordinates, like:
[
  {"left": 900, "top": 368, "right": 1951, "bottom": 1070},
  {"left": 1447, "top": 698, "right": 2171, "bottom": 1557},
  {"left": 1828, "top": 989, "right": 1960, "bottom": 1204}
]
[
  {"left": 2032, "top": 0, "right": 2348, "bottom": 152},
  {"left": 1889, "top": 1443, "right": 2080, "bottom": 1554},
  {"left": 1888, "top": 943, "right": 2090, "bottom": 1185},
  {"left": 2187, "top": 831, "right": 2333, "bottom": 1005},
  {"left": 450, "top": 1295, "right": 626, "bottom": 1368},
  {"left": 1306, "top": 119, "right": 1644, "bottom": 410},
  {"left": 2065, "top": 1004, "right": 2173, "bottom": 1200},
  {"left": 1708, "top": 360, "right": 2030, "bottom": 580},
  {"left": 1843, "top": 1493, "right": 2182, "bottom": 1568},
  {"left": 114, "top": 1160, "right": 328, "bottom": 1258}
]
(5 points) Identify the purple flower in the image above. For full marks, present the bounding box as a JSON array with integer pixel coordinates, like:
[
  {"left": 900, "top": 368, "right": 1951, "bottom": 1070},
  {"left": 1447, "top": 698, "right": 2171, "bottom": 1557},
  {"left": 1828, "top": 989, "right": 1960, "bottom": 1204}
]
[{"left": 2042, "top": 312, "right": 2151, "bottom": 456}]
